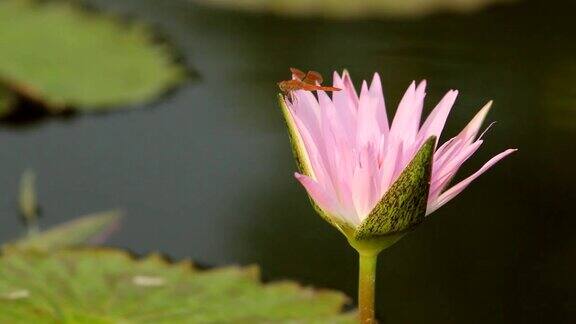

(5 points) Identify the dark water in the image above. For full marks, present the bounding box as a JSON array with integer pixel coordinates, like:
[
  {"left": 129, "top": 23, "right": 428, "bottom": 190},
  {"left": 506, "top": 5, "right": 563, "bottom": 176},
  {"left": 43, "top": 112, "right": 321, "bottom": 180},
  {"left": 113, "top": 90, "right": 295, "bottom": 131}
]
[{"left": 1, "top": 0, "right": 575, "bottom": 322}]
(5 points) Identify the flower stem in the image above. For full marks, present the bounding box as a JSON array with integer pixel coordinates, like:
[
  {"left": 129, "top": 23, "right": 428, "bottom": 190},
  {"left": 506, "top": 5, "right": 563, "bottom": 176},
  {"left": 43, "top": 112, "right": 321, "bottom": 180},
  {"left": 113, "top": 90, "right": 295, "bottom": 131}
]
[{"left": 358, "top": 252, "right": 378, "bottom": 323}]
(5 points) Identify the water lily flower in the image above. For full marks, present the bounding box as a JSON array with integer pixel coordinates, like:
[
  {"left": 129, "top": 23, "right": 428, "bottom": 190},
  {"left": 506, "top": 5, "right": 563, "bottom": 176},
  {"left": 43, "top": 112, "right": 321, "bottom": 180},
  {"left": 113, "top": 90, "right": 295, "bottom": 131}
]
[{"left": 278, "top": 69, "right": 516, "bottom": 323}]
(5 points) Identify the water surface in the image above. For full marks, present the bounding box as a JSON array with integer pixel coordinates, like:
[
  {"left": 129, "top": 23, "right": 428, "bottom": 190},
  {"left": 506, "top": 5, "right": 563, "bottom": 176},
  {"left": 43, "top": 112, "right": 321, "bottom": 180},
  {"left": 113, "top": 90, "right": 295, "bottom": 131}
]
[{"left": 0, "top": 0, "right": 574, "bottom": 322}]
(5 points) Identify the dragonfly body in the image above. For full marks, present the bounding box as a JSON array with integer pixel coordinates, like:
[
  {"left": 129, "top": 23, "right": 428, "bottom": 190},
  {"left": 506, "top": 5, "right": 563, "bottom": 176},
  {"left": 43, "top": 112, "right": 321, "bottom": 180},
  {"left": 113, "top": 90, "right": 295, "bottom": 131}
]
[{"left": 278, "top": 68, "right": 341, "bottom": 100}]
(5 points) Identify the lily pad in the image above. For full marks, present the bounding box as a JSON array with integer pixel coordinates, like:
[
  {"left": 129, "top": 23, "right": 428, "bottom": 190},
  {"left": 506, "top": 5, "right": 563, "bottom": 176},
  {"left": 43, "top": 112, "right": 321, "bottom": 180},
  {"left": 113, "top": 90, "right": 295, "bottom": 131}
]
[
  {"left": 9, "top": 210, "right": 123, "bottom": 252},
  {"left": 0, "top": 249, "right": 355, "bottom": 323},
  {"left": 195, "top": 0, "right": 518, "bottom": 18},
  {"left": 0, "top": 85, "right": 16, "bottom": 118},
  {"left": 0, "top": 0, "right": 184, "bottom": 111}
]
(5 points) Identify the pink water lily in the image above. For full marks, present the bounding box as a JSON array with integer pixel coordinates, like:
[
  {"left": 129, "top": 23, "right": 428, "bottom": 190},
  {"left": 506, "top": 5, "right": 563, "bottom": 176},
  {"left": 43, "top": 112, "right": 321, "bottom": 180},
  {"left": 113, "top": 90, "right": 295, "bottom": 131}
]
[{"left": 283, "top": 70, "right": 516, "bottom": 228}]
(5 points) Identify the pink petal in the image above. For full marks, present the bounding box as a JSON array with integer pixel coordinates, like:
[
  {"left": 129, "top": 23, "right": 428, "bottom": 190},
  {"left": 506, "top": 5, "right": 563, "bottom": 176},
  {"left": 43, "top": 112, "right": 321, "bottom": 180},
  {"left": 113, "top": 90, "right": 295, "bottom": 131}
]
[
  {"left": 427, "top": 148, "right": 517, "bottom": 214},
  {"left": 379, "top": 139, "right": 403, "bottom": 194},
  {"left": 435, "top": 140, "right": 483, "bottom": 181},
  {"left": 429, "top": 139, "right": 484, "bottom": 201},
  {"left": 288, "top": 91, "right": 321, "bottom": 143},
  {"left": 430, "top": 100, "right": 492, "bottom": 177},
  {"left": 389, "top": 81, "right": 415, "bottom": 138},
  {"left": 290, "top": 110, "right": 329, "bottom": 185},
  {"left": 418, "top": 90, "right": 458, "bottom": 143},
  {"left": 433, "top": 138, "right": 464, "bottom": 174},
  {"left": 459, "top": 101, "right": 492, "bottom": 145},
  {"left": 389, "top": 81, "right": 426, "bottom": 147},
  {"left": 295, "top": 173, "right": 341, "bottom": 218},
  {"left": 341, "top": 70, "right": 359, "bottom": 108},
  {"left": 369, "top": 73, "right": 389, "bottom": 137},
  {"left": 411, "top": 80, "right": 427, "bottom": 135},
  {"left": 318, "top": 100, "right": 357, "bottom": 212},
  {"left": 351, "top": 165, "right": 372, "bottom": 223},
  {"left": 332, "top": 72, "right": 357, "bottom": 137},
  {"left": 356, "top": 81, "right": 380, "bottom": 147}
]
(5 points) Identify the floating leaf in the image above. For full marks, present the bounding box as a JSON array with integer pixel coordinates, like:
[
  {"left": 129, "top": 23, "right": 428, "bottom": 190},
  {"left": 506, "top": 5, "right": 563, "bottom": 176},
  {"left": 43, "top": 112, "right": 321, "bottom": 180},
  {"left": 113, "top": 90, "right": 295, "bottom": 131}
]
[
  {"left": 0, "top": 0, "right": 184, "bottom": 111},
  {"left": 0, "top": 85, "right": 16, "bottom": 118},
  {"left": 195, "top": 0, "right": 518, "bottom": 18},
  {"left": 9, "top": 210, "right": 122, "bottom": 251},
  {"left": 0, "top": 249, "right": 355, "bottom": 323}
]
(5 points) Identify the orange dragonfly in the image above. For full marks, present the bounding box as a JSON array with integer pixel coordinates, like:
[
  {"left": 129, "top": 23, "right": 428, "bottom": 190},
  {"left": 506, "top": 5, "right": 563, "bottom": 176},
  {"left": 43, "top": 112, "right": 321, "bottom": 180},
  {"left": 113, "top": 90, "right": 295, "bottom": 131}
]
[
  {"left": 290, "top": 68, "right": 324, "bottom": 85},
  {"left": 278, "top": 68, "right": 341, "bottom": 99}
]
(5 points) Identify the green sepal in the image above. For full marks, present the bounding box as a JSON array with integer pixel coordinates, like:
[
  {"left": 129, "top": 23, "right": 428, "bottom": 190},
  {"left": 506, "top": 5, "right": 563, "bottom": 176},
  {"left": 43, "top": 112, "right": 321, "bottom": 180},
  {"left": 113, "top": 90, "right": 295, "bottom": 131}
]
[
  {"left": 354, "top": 136, "right": 436, "bottom": 242},
  {"left": 349, "top": 231, "right": 408, "bottom": 256},
  {"left": 278, "top": 94, "right": 314, "bottom": 177}
]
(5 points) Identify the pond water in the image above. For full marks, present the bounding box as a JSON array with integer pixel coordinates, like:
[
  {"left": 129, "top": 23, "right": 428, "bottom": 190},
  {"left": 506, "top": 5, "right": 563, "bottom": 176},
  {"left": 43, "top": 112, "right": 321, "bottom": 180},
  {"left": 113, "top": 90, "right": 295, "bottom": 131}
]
[{"left": 0, "top": 0, "right": 574, "bottom": 322}]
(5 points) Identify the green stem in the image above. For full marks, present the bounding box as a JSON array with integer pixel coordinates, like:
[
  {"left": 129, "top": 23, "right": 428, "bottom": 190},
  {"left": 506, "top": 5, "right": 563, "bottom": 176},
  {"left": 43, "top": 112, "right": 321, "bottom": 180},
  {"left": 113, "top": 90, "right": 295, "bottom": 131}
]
[{"left": 358, "top": 252, "right": 378, "bottom": 323}]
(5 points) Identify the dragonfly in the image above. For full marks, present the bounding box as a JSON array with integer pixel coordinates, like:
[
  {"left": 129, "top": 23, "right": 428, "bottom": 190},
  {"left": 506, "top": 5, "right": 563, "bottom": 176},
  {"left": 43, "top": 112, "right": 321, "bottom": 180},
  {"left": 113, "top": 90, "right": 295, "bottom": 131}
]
[
  {"left": 289, "top": 67, "right": 324, "bottom": 85},
  {"left": 278, "top": 68, "right": 341, "bottom": 101}
]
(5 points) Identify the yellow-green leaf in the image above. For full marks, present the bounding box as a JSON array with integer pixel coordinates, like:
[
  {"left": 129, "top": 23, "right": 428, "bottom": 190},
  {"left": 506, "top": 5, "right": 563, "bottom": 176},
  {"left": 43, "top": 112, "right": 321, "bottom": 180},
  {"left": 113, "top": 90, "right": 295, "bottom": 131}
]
[
  {"left": 0, "top": 85, "right": 16, "bottom": 118},
  {"left": 0, "top": 248, "right": 355, "bottom": 323},
  {"left": 194, "top": 0, "right": 516, "bottom": 18}
]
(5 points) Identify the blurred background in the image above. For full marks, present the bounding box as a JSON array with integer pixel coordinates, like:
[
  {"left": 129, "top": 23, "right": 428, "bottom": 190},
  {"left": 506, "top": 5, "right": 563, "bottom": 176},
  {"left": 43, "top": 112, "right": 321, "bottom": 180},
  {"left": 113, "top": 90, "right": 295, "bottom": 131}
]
[{"left": 0, "top": 0, "right": 574, "bottom": 322}]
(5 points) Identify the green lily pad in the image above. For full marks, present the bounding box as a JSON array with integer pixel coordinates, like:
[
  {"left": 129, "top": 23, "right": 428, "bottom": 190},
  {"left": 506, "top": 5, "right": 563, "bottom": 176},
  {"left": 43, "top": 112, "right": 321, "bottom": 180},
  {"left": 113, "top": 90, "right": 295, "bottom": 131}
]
[
  {"left": 0, "top": 0, "right": 184, "bottom": 111},
  {"left": 196, "top": 0, "right": 517, "bottom": 18},
  {"left": 9, "top": 210, "right": 123, "bottom": 252},
  {"left": 0, "top": 249, "right": 355, "bottom": 323},
  {"left": 0, "top": 85, "right": 16, "bottom": 118}
]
